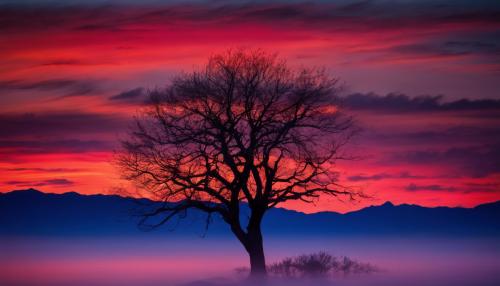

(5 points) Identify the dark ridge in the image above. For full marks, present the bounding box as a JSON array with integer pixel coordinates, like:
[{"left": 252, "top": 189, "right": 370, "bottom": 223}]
[{"left": 1, "top": 189, "right": 499, "bottom": 238}]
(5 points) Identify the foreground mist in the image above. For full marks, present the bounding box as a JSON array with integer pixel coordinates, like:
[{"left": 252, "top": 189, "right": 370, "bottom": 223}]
[{"left": 2, "top": 236, "right": 499, "bottom": 286}]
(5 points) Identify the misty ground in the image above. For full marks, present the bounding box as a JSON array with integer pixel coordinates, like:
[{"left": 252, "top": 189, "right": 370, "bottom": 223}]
[{"left": 1, "top": 236, "right": 499, "bottom": 286}]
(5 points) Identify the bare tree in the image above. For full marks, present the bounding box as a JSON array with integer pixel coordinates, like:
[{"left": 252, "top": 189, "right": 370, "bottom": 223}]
[{"left": 117, "top": 49, "right": 360, "bottom": 277}]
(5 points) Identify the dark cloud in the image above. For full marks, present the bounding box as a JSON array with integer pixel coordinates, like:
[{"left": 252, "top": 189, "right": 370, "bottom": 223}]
[
  {"left": 0, "top": 79, "right": 81, "bottom": 90},
  {"left": 391, "top": 43, "right": 468, "bottom": 57},
  {"left": 390, "top": 145, "right": 500, "bottom": 178},
  {"left": 342, "top": 93, "right": 500, "bottom": 113},
  {"left": 347, "top": 172, "right": 424, "bottom": 182},
  {"left": 0, "top": 139, "right": 114, "bottom": 154},
  {"left": 388, "top": 39, "right": 500, "bottom": 59},
  {"left": 0, "top": 79, "right": 101, "bottom": 97},
  {"left": 232, "top": 4, "right": 312, "bottom": 22},
  {"left": 4, "top": 178, "right": 74, "bottom": 187},
  {"left": 109, "top": 87, "right": 145, "bottom": 102},
  {"left": 0, "top": 112, "right": 128, "bottom": 138},
  {"left": 365, "top": 126, "right": 500, "bottom": 147},
  {"left": 406, "top": 183, "right": 456, "bottom": 192},
  {"left": 443, "top": 40, "right": 500, "bottom": 55}
]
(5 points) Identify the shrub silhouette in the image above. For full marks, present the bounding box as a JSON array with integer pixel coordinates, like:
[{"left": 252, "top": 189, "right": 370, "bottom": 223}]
[{"left": 268, "top": 252, "right": 377, "bottom": 278}]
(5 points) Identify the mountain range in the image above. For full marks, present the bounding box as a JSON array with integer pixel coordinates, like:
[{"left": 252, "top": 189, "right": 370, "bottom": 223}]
[{"left": 1, "top": 189, "right": 499, "bottom": 237}]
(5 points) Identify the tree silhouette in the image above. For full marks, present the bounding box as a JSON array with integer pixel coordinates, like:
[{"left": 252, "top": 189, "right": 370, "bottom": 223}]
[{"left": 117, "top": 49, "right": 360, "bottom": 277}]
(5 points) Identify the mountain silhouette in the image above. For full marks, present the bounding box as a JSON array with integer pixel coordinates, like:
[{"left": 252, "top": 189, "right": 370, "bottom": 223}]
[{"left": 1, "top": 189, "right": 499, "bottom": 237}]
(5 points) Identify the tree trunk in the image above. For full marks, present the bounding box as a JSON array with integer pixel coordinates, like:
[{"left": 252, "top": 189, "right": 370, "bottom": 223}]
[
  {"left": 230, "top": 207, "right": 267, "bottom": 278},
  {"left": 246, "top": 227, "right": 267, "bottom": 277}
]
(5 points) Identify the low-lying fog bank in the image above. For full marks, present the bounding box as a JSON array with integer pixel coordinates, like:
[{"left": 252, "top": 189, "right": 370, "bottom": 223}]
[{"left": 1, "top": 236, "right": 499, "bottom": 286}]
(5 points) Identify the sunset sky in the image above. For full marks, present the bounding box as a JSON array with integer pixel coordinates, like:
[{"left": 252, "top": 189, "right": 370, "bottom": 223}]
[{"left": 1, "top": 0, "right": 499, "bottom": 213}]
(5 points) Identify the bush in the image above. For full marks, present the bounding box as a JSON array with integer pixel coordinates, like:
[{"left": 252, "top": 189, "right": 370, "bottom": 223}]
[{"left": 267, "top": 252, "right": 377, "bottom": 278}]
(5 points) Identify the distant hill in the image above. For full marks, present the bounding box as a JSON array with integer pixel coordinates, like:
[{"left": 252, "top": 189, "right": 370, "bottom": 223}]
[{"left": 1, "top": 189, "right": 499, "bottom": 237}]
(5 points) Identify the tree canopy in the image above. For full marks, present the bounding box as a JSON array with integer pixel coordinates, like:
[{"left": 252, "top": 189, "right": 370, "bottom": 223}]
[{"left": 117, "top": 49, "right": 360, "bottom": 276}]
